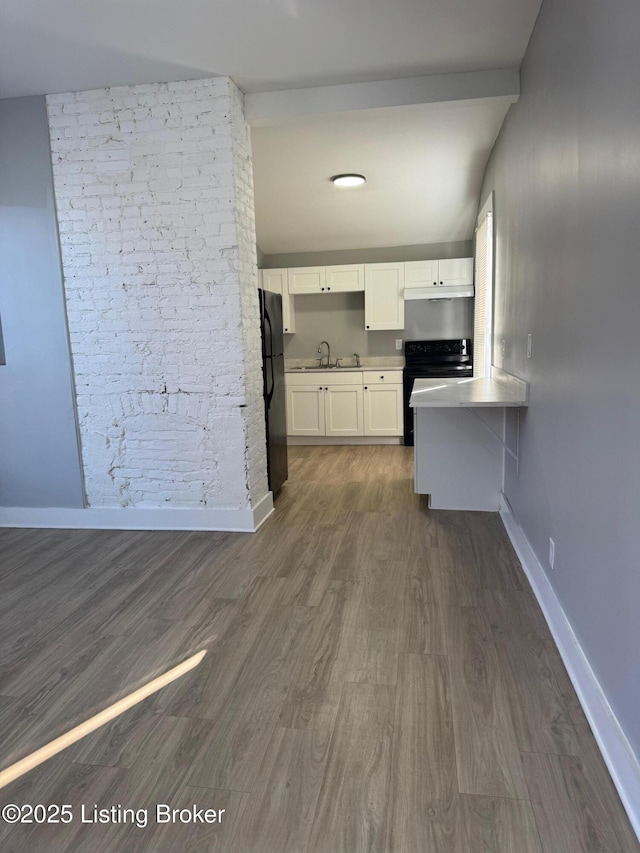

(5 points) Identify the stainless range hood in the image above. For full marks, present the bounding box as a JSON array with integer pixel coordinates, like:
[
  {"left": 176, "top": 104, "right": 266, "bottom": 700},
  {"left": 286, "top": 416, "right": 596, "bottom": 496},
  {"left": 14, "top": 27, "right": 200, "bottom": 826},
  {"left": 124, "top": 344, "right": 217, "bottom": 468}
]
[{"left": 404, "top": 284, "right": 474, "bottom": 300}]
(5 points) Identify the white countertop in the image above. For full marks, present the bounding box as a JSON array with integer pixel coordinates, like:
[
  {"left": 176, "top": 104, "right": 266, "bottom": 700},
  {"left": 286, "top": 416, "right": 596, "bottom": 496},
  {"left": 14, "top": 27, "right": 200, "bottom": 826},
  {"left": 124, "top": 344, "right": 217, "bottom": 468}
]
[
  {"left": 285, "top": 362, "right": 404, "bottom": 374},
  {"left": 410, "top": 371, "right": 529, "bottom": 408}
]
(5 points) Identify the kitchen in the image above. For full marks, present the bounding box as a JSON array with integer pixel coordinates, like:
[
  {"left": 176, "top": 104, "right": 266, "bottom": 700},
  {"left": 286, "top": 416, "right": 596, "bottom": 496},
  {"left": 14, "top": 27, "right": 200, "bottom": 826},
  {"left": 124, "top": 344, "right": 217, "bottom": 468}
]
[
  {"left": 250, "top": 97, "right": 500, "bottom": 498},
  {"left": 251, "top": 106, "right": 527, "bottom": 514}
]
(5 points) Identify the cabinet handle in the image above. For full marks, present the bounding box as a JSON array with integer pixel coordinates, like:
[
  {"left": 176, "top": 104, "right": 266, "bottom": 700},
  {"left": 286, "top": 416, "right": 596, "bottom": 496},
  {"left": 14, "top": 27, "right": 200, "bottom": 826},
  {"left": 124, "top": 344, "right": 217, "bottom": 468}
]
[
  {"left": 321, "top": 287, "right": 325, "bottom": 291},
  {"left": 325, "top": 386, "right": 328, "bottom": 391},
  {"left": 380, "top": 375, "right": 384, "bottom": 379},
  {"left": 433, "top": 282, "right": 437, "bottom": 286},
  {"left": 366, "top": 325, "right": 370, "bottom": 329},
  {"left": 364, "top": 386, "right": 368, "bottom": 390},
  {"left": 439, "top": 281, "right": 443, "bottom": 285},
  {"left": 327, "top": 286, "right": 331, "bottom": 291},
  {"left": 319, "top": 386, "right": 322, "bottom": 391}
]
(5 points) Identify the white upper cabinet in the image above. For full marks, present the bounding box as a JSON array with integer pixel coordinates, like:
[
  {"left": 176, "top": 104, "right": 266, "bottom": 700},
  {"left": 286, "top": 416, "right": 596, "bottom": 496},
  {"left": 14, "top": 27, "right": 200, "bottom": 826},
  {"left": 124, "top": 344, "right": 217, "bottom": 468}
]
[
  {"left": 287, "top": 267, "right": 326, "bottom": 294},
  {"left": 364, "top": 263, "right": 405, "bottom": 330},
  {"left": 404, "top": 260, "right": 439, "bottom": 289},
  {"left": 261, "top": 268, "right": 295, "bottom": 333},
  {"left": 324, "top": 264, "right": 365, "bottom": 292},
  {"left": 405, "top": 258, "right": 473, "bottom": 289},
  {"left": 288, "top": 264, "right": 364, "bottom": 293},
  {"left": 438, "top": 257, "right": 474, "bottom": 287},
  {"left": 261, "top": 268, "right": 285, "bottom": 294}
]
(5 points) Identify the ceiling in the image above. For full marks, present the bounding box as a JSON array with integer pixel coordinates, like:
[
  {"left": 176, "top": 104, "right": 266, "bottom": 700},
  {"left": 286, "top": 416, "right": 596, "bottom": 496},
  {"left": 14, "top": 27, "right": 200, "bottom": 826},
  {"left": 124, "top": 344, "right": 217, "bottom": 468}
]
[
  {"left": 0, "top": 0, "right": 542, "bottom": 254},
  {"left": 251, "top": 99, "right": 513, "bottom": 254}
]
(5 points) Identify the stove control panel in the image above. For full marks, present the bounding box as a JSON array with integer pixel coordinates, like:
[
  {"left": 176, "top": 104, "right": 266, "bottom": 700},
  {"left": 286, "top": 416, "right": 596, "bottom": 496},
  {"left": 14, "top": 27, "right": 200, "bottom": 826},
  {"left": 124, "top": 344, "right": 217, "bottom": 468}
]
[{"left": 405, "top": 339, "right": 470, "bottom": 358}]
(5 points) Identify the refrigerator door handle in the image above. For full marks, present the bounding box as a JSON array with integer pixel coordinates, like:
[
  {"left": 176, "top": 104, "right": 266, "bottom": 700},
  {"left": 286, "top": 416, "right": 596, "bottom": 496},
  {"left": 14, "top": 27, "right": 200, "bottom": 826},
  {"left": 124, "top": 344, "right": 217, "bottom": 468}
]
[
  {"left": 264, "top": 305, "right": 274, "bottom": 359},
  {"left": 265, "top": 354, "right": 275, "bottom": 406},
  {"left": 263, "top": 305, "right": 275, "bottom": 405}
]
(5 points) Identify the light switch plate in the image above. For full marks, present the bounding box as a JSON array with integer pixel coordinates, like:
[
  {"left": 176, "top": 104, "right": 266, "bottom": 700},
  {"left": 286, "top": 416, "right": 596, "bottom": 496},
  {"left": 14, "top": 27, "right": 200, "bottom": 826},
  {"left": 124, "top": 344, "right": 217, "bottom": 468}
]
[{"left": 395, "top": 339, "right": 402, "bottom": 350}]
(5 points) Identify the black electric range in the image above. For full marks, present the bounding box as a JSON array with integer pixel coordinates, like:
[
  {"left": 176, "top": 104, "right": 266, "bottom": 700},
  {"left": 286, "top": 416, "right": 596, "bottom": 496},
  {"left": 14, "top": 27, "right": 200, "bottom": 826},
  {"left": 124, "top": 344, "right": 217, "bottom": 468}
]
[{"left": 403, "top": 338, "right": 473, "bottom": 445}]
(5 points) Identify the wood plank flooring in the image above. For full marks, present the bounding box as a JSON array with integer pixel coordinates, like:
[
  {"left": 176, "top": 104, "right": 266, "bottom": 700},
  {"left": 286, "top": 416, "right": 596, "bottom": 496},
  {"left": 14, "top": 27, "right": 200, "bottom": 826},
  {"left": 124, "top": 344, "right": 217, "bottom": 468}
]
[{"left": 0, "top": 445, "right": 637, "bottom": 852}]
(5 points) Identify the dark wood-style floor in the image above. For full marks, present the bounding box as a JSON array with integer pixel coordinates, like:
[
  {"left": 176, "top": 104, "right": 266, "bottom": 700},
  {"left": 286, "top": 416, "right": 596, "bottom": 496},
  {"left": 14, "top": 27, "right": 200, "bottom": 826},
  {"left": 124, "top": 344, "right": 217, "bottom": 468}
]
[{"left": 0, "top": 445, "right": 637, "bottom": 852}]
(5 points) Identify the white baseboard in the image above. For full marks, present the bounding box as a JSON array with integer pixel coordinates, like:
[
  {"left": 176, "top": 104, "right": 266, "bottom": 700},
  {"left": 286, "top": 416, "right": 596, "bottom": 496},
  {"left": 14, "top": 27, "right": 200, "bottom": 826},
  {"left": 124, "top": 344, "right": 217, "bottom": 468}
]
[
  {"left": 500, "top": 495, "right": 640, "bottom": 841},
  {"left": 252, "top": 491, "right": 274, "bottom": 530},
  {"left": 0, "top": 492, "right": 274, "bottom": 533},
  {"left": 287, "top": 436, "right": 403, "bottom": 445}
]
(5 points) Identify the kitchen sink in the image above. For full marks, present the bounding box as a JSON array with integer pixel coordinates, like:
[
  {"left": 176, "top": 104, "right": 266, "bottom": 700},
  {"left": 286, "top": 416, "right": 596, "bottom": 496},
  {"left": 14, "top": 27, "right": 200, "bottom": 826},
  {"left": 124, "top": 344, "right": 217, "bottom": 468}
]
[{"left": 287, "top": 366, "right": 362, "bottom": 373}]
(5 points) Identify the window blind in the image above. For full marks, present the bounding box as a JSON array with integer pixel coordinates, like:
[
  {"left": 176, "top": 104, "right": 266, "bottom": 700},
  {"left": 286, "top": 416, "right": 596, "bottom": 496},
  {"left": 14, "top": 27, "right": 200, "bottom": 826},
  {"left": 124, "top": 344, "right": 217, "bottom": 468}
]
[{"left": 473, "top": 211, "right": 493, "bottom": 377}]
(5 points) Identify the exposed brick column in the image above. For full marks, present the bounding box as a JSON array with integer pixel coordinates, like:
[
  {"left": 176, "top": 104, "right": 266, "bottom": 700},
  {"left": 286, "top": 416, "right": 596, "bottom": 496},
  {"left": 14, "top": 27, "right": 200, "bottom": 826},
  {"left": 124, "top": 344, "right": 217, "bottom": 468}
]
[{"left": 47, "top": 78, "right": 268, "bottom": 511}]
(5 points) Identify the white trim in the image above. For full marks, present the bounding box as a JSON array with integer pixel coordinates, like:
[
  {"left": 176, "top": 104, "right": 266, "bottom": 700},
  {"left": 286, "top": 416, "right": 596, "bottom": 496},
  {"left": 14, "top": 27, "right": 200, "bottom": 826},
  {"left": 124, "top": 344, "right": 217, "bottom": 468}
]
[
  {"left": 252, "top": 491, "right": 274, "bottom": 530},
  {"left": 0, "top": 494, "right": 275, "bottom": 533},
  {"left": 477, "top": 188, "right": 495, "bottom": 227},
  {"left": 287, "top": 436, "right": 403, "bottom": 445},
  {"left": 500, "top": 495, "right": 640, "bottom": 842}
]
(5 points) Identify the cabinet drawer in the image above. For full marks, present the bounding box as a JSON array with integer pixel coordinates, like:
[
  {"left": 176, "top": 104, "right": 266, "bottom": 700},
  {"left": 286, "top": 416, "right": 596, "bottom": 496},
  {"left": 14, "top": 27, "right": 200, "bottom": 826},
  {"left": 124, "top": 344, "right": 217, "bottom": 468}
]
[
  {"left": 362, "top": 370, "right": 402, "bottom": 385},
  {"left": 285, "top": 373, "right": 325, "bottom": 387},
  {"left": 285, "top": 371, "right": 362, "bottom": 386}
]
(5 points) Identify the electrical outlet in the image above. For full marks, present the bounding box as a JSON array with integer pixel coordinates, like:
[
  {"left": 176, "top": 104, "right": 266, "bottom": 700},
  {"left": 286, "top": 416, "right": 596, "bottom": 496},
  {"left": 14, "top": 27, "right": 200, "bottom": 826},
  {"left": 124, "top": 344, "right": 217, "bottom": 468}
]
[
  {"left": 501, "top": 339, "right": 506, "bottom": 360},
  {"left": 549, "top": 538, "right": 555, "bottom": 569},
  {"left": 527, "top": 333, "right": 533, "bottom": 359},
  {"left": 395, "top": 339, "right": 402, "bottom": 351}
]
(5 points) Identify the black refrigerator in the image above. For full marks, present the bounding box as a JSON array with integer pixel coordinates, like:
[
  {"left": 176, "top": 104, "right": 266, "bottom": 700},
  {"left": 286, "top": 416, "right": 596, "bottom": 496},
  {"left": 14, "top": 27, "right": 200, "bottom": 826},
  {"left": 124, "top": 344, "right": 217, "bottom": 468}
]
[{"left": 259, "top": 288, "right": 288, "bottom": 494}]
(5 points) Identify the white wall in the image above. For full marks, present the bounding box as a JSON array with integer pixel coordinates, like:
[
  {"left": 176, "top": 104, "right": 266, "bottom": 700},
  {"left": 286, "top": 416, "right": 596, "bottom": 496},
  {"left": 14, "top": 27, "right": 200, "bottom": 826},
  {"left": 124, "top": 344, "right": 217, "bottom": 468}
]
[
  {"left": 0, "top": 96, "right": 84, "bottom": 508},
  {"left": 47, "top": 78, "right": 268, "bottom": 512},
  {"left": 481, "top": 0, "right": 640, "bottom": 757}
]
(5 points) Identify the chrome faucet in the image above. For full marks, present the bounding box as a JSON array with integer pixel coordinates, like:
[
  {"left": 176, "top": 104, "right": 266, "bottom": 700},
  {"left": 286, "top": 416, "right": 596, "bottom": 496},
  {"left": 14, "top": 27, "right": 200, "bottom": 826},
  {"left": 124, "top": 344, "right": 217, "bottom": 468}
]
[
  {"left": 318, "top": 340, "right": 331, "bottom": 368},
  {"left": 353, "top": 352, "right": 361, "bottom": 368}
]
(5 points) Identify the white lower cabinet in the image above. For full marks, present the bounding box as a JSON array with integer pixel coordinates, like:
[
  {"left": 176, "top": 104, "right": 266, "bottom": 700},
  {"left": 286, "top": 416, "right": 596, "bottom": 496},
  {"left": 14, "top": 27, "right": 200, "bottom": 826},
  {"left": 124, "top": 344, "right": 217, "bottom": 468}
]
[
  {"left": 363, "top": 384, "right": 403, "bottom": 436},
  {"left": 324, "top": 385, "right": 363, "bottom": 436},
  {"left": 286, "top": 378, "right": 363, "bottom": 437},
  {"left": 286, "top": 384, "right": 325, "bottom": 436},
  {"left": 285, "top": 371, "right": 403, "bottom": 438}
]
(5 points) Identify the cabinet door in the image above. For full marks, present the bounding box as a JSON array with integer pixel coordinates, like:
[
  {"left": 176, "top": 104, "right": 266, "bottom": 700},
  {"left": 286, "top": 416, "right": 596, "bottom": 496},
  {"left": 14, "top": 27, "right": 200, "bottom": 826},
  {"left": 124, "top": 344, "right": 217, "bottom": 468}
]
[
  {"left": 363, "top": 384, "right": 404, "bottom": 436},
  {"left": 324, "top": 384, "right": 364, "bottom": 436},
  {"left": 437, "top": 258, "right": 473, "bottom": 287},
  {"left": 281, "top": 276, "right": 295, "bottom": 334},
  {"left": 261, "top": 268, "right": 295, "bottom": 334},
  {"left": 325, "top": 264, "right": 365, "bottom": 292},
  {"left": 288, "top": 267, "right": 326, "bottom": 294},
  {"left": 364, "top": 264, "right": 405, "bottom": 330},
  {"left": 261, "top": 268, "right": 285, "bottom": 294},
  {"left": 404, "top": 260, "right": 439, "bottom": 289},
  {"left": 286, "top": 385, "right": 324, "bottom": 435}
]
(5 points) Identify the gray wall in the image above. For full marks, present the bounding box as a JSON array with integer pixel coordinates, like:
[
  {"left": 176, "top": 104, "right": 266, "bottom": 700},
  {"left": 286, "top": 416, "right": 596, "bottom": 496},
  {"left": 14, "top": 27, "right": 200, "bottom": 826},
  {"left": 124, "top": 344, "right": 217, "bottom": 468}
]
[
  {"left": 404, "top": 299, "right": 473, "bottom": 343},
  {"left": 263, "top": 240, "right": 472, "bottom": 269},
  {"left": 481, "top": 0, "right": 640, "bottom": 756},
  {"left": 284, "top": 292, "right": 400, "bottom": 360},
  {"left": 284, "top": 290, "right": 474, "bottom": 361},
  {"left": 0, "top": 97, "right": 84, "bottom": 507}
]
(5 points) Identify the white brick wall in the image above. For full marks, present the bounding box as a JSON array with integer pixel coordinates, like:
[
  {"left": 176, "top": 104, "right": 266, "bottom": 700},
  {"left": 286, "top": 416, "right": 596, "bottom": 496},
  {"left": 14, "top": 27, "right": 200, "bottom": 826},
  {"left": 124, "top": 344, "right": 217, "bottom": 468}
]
[{"left": 47, "top": 77, "right": 268, "bottom": 511}]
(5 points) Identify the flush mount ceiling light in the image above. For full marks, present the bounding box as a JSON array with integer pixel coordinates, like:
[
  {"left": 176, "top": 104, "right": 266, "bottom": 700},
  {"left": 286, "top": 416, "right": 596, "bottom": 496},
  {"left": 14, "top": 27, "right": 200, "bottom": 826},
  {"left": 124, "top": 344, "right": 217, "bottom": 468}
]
[{"left": 331, "top": 173, "right": 366, "bottom": 187}]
